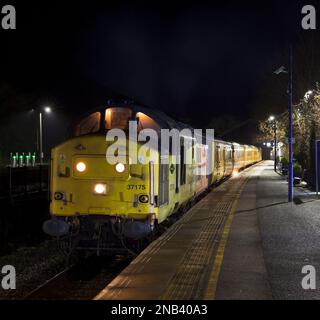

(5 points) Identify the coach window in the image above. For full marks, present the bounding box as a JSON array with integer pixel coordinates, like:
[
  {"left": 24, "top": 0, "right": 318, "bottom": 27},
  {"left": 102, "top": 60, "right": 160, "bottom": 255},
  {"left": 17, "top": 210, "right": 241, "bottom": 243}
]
[
  {"left": 74, "top": 112, "right": 101, "bottom": 136},
  {"left": 215, "top": 146, "right": 220, "bottom": 163},
  {"left": 196, "top": 146, "right": 202, "bottom": 181},
  {"left": 180, "top": 139, "right": 186, "bottom": 185},
  {"left": 136, "top": 112, "right": 161, "bottom": 132},
  {"left": 105, "top": 108, "right": 132, "bottom": 130},
  {"left": 226, "top": 146, "right": 232, "bottom": 161}
]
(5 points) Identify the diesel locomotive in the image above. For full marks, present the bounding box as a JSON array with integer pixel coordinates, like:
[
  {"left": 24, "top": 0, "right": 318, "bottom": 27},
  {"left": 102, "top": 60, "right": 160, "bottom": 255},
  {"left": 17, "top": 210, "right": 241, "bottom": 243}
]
[{"left": 43, "top": 102, "right": 261, "bottom": 255}]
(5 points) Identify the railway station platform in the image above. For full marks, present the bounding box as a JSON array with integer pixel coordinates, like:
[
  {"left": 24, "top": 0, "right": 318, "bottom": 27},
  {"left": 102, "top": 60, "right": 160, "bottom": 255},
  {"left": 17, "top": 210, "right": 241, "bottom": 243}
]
[{"left": 95, "top": 161, "right": 320, "bottom": 300}]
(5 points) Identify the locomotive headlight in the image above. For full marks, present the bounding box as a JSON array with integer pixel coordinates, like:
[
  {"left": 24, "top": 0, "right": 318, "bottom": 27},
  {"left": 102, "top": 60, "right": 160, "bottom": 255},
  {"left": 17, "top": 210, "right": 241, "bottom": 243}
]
[
  {"left": 76, "top": 162, "right": 86, "bottom": 172},
  {"left": 94, "top": 183, "right": 107, "bottom": 195},
  {"left": 115, "top": 162, "right": 125, "bottom": 173}
]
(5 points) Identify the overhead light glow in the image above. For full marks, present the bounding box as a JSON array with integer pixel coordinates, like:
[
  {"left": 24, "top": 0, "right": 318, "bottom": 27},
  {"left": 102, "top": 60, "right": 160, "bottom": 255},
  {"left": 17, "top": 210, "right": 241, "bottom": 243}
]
[
  {"left": 304, "top": 90, "right": 313, "bottom": 101},
  {"left": 44, "top": 106, "right": 51, "bottom": 113}
]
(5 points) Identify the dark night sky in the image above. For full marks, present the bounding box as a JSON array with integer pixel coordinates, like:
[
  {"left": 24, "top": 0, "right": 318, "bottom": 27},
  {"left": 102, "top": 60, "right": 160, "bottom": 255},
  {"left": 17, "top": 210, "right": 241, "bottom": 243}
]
[{"left": 0, "top": 0, "right": 319, "bottom": 157}]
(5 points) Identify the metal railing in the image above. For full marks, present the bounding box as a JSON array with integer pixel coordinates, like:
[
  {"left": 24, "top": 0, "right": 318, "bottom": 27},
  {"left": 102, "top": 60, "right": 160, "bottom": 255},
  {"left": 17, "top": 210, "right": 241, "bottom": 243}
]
[{"left": 0, "top": 164, "right": 49, "bottom": 199}]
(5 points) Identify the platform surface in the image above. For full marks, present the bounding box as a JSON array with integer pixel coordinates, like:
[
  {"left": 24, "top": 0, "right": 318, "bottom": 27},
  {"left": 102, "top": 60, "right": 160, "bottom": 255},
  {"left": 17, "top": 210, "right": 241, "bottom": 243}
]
[
  {"left": 95, "top": 161, "right": 320, "bottom": 300},
  {"left": 95, "top": 161, "right": 272, "bottom": 300}
]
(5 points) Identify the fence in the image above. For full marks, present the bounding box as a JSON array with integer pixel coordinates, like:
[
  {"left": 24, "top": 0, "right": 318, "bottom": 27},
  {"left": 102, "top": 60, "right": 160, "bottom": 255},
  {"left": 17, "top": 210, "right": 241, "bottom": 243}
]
[{"left": 0, "top": 165, "right": 49, "bottom": 199}]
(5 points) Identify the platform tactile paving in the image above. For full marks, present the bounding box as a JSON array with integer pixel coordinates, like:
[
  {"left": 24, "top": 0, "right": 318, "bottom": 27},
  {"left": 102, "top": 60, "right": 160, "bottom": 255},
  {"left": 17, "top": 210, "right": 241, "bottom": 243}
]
[
  {"left": 95, "top": 169, "right": 252, "bottom": 300},
  {"left": 160, "top": 180, "right": 247, "bottom": 300}
]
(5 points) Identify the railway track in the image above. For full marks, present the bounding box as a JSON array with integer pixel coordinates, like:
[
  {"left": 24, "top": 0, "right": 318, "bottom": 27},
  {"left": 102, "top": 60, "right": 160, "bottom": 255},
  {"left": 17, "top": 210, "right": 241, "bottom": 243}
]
[
  {"left": 22, "top": 178, "right": 227, "bottom": 300},
  {"left": 24, "top": 255, "right": 132, "bottom": 300}
]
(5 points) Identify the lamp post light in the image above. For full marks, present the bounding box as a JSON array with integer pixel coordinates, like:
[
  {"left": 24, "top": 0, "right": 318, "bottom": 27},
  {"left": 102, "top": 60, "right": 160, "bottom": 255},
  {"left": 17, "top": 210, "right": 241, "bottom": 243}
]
[
  {"left": 288, "top": 45, "right": 293, "bottom": 202},
  {"left": 268, "top": 115, "right": 277, "bottom": 172},
  {"left": 44, "top": 106, "right": 51, "bottom": 113},
  {"left": 36, "top": 106, "right": 51, "bottom": 164},
  {"left": 274, "top": 45, "right": 293, "bottom": 202},
  {"left": 304, "top": 90, "right": 313, "bottom": 102},
  {"left": 316, "top": 139, "right": 320, "bottom": 196}
]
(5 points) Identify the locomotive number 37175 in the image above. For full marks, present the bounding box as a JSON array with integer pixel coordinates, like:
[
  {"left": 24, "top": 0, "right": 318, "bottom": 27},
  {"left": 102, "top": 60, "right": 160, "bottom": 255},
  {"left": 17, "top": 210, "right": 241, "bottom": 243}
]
[{"left": 127, "top": 184, "right": 146, "bottom": 190}]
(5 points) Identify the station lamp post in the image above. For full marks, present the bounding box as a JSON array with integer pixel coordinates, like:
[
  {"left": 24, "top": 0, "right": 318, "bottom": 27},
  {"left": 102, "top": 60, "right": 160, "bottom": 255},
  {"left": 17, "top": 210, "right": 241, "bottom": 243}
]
[
  {"left": 40, "top": 106, "right": 51, "bottom": 164},
  {"left": 32, "top": 106, "right": 51, "bottom": 164},
  {"left": 274, "top": 45, "right": 293, "bottom": 202},
  {"left": 268, "top": 115, "right": 277, "bottom": 172},
  {"left": 316, "top": 139, "right": 320, "bottom": 196},
  {"left": 288, "top": 46, "right": 293, "bottom": 202}
]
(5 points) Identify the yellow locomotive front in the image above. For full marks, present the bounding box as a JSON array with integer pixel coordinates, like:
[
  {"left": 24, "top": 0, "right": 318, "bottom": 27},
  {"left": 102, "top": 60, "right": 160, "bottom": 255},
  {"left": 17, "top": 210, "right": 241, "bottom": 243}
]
[
  {"left": 50, "top": 135, "right": 153, "bottom": 221},
  {"left": 43, "top": 105, "right": 159, "bottom": 255}
]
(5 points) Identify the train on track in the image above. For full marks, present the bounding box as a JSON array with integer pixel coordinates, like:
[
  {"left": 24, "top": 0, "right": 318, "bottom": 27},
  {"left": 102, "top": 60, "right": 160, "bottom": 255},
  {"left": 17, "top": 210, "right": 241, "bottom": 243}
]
[{"left": 43, "top": 102, "right": 261, "bottom": 256}]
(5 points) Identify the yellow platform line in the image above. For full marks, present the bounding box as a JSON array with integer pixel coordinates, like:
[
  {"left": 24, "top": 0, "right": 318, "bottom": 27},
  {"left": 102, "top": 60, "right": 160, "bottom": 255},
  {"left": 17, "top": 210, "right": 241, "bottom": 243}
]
[{"left": 204, "top": 177, "right": 249, "bottom": 300}]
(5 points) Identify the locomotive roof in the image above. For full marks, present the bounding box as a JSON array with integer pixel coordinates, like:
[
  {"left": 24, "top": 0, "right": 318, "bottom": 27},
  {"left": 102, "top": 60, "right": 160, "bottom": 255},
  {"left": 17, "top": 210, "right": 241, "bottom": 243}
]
[
  {"left": 69, "top": 101, "right": 193, "bottom": 134},
  {"left": 69, "top": 101, "right": 259, "bottom": 150}
]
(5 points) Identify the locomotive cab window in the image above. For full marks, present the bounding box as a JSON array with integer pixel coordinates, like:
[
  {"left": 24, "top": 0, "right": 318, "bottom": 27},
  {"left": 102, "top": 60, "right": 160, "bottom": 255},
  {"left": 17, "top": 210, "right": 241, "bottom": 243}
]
[
  {"left": 105, "top": 108, "right": 132, "bottom": 130},
  {"left": 74, "top": 112, "right": 101, "bottom": 136},
  {"left": 136, "top": 112, "right": 161, "bottom": 132}
]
